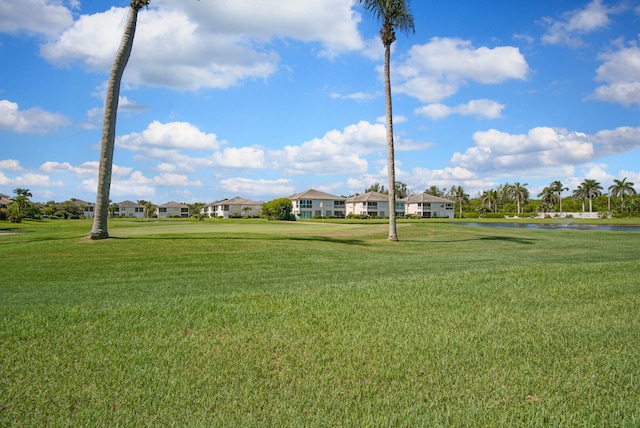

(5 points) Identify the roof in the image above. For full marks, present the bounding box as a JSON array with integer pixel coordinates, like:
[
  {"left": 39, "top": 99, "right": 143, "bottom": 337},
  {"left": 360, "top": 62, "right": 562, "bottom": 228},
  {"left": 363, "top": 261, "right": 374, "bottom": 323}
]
[
  {"left": 404, "top": 193, "right": 454, "bottom": 204},
  {"left": 345, "top": 191, "right": 389, "bottom": 203},
  {"left": 220, "top": 196, "right": 263, "bottom": 205},
  {"left": 118, "top": 200, "right": 141, "bottom": 207},
  {"left": 158, "top": 201, "right": 188, "bottom": 208},
  {"left": 288, "top": 189, "right": 345, "bottom": 201}
]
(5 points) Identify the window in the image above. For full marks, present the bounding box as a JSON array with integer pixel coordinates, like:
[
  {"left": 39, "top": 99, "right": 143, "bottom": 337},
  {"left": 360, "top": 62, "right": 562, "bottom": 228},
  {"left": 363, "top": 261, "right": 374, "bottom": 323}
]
[
  {"left": 223, "top": 205, "right": 229, "bottom": 211},
  {"left": 334, "top": 200, "right": 345, "bottom": 207},
  {"left": 300, "top": 200, "right": 312, "bottom": 208},
  {"left": 159, "top": 208, "right": 167, "bottom": 213},
  {"left": 300, "top": 211, "right": 312, "bottom": 219},
  {"left": 181, "top": 208, "right": 189, "bottom": 213},
  {"left": 315, "top": 210, "right": 322, "bottom": 217},
  {"left": 367, "top": 202, "right": 378, "bottom": 208}
]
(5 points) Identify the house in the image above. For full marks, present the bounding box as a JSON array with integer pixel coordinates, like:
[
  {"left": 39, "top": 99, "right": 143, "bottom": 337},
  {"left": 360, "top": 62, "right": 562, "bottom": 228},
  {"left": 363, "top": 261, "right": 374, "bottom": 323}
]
[
  {"left": 203, "top": 196, "right": 263, "bottom": 218},
  {"left": 404, "top": 193, "right": 455, "bottom": 218},
  {"left": 345, "top": 191, "right": 390, "bottom": 218},
  {"left": 0, "top": 193, "right": 11, "bottom": 209},
  {"left": 156, "top": 201, "right": 189, "bottom": 218},
  {"left": 117, "top": 200, "right": 145, "bottom": 218},
  {"left": 71, "top": 199, "right": 95, "bottom": 218},
  {"left": 288, "top": 189, "right": 346, "bottom": 219}
]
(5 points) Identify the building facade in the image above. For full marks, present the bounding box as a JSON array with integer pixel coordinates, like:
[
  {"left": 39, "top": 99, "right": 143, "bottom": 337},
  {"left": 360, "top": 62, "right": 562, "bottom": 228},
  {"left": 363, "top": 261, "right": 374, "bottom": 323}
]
[{"left": 288, "top": 189, "right": 346, "bottom": 219}]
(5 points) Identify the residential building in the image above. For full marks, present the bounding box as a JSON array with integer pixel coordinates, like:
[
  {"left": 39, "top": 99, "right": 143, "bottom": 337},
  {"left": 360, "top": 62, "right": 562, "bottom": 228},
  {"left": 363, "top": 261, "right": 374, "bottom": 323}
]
[
  {"left": 117, "top": 200, "right": 145, "bottom": 218},
  {"left": 71, "top": 199, "right": 95, "bottom": 218},
  {"left": 404, "top": 193, "right": 455, "bottom": 218},
  {"left": 157, "top": 201, "right": 189, "bottom": 218},
  {"left": 203, "top": 196, "right": 263, "bottom": 218},
  {"left": 288, "top": 189, "right": 346, "bottom": 219},
  {"left": 0, "top": 193, "right": 11, "bottom": 209},
  {"left": 345, "top": 191, "right": 389, "bottom": 217}
]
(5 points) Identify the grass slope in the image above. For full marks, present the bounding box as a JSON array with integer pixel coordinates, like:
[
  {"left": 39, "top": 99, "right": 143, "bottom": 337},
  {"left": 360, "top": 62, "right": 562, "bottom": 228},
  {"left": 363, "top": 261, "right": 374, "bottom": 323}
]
[{"left": 1, "top": 219, "right": 639, "bottom": 426}]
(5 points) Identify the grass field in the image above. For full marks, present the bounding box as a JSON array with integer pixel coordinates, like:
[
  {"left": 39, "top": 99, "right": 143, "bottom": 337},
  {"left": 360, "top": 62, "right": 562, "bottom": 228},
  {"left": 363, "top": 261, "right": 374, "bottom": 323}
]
[{"left": 1, "top": 218, "right": 639, "bottom": 426}]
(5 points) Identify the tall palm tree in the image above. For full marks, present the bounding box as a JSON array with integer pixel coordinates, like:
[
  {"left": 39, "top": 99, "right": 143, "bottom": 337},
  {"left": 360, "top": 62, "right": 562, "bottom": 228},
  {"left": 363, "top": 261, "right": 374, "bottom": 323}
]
[
  {"left": 511, "top": 182, "right": 529, "bottom": 214},
  {"left": 608, "top": 177, "right": 636, "bottom": 210},
  {"left": 550, "top": 180, "right": 568, "bottom": 213},
  {"left": 581, "top": 179, "right": 603, "bottom": 213},
  {"left": 90, "top": 0, "right": 149, "bottom": 240},
  {"left": 356, "top": 0, "right": 414, "bottom": 242}
]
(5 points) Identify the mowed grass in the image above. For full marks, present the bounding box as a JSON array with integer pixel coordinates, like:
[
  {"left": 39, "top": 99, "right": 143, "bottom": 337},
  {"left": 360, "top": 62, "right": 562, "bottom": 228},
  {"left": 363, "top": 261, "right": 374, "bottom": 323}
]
[{"left": 1, "top": 218, "right": 639, "bottom": 426}]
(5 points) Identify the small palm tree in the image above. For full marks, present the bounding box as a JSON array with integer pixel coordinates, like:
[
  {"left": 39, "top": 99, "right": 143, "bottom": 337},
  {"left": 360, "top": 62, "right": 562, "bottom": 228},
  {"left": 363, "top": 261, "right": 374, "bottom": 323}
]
[
  {"left": 581, "top": 179, "right": 603, "bottom": 213},
  {"left": 356, "top": 0, "right": 414, "bottom": 242},
  {"left": 572, "top": 185, "right": 587, "bottom": 212},
  {"left": 538, "top": 187, "right": 558, "bottom": 213},
  {"left": 608, "top": 177, "right": 636, "bottom": 210},
  {"left": 449, "top": 185, "right": 469, "bottom": 218},
  {"left": 550, "top": 180, "right": 569, "bottom": 213},
  {"left": 90, "top": 0, "right": 150, "bottom": 240},
  {"left": 481, "top": 189, "right": 499, "bottom": 213}
]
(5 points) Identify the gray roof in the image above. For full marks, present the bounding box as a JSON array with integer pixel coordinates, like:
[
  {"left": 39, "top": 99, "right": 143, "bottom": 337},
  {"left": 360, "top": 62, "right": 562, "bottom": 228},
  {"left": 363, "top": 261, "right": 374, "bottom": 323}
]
[
  {"left": 345, "top": 191, "right": 389, "bottom": 203},
  {"left": 158, "top": 201, "right": 188, "bottom": 208},
  {"left": 118, "top": 200, "right": 141, "bottom": 207},
  {"left": 288, "top": 189, "right": 345, "bottom": 201},
  {"left": 404, "top": 193, "right": 454, "bottom": 204}
]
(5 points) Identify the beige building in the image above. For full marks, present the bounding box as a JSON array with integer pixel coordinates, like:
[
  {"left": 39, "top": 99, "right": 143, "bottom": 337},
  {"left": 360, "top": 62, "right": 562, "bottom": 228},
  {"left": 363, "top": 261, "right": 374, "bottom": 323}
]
[
  {"left": 203, "top": 196, "right": 263, "bottom": 218},
  {"left": 404, "top": 193, "right": 455, "bottom": 218},
  {"left": 157, "top": 201, "right": 189, "bottom": 218},
  {"left": 345, "top": 191, "right": 390, "bottom": 217},
  {"left": 289, "top": 189, "right": 346, "bottom": 219}
]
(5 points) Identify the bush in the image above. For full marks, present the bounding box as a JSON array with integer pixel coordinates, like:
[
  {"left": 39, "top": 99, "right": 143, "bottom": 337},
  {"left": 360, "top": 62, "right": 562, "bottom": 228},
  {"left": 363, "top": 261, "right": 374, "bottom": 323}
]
[{"left": 262, "top": 198, "right": 295, "bottom": 221}]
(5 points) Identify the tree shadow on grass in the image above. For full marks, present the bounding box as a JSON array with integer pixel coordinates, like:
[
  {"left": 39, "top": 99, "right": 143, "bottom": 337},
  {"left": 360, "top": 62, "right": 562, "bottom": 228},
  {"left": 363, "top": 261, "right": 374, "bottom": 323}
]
[
  {"left": 478, "top": 235, "right": 537, "bottom": 245},
  {"left": 422, "top": 235, "right": 538, "bottom": 245},
  {"left": 110, "top": 234, "right": 369, "bottom": 246}
]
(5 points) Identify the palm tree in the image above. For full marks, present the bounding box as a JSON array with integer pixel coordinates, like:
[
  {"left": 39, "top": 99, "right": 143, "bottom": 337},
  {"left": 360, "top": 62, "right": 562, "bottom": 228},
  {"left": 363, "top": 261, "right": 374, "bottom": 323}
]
[
  {"left": 572, "top": 185, "right": 587, "bottom": 212},
  {"left": 356, "top": 0, "right": 414, "bottom": 242},
  {"left": 581, "top": 179, "right": 603, "bottom": 213},
  {"left": 538, "top": 187, "right": 558, "bottom": 213},
  {"left": 90, "top": 0, "right": 149, "bottom": 240},
  {"left": 608, "top": 177, "right": 636, "bottom": 210},
  {"left": 550, "top": 180, "right": 569, "bottom": 213},
  {"left": 448, "top": 185, "right": 469, "bottom": 218},
  {"left": 511, "top": 182, "right": 529, "bottom": 214},
  {"left": 481, "top": 189, "right": 498, "bottom": 213}
]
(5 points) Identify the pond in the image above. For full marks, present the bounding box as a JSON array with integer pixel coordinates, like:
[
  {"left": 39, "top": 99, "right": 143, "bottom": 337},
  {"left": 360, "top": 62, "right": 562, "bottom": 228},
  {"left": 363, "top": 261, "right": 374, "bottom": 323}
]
[{"left": 454, "top": 222, "right": 640, "bottom": 233}]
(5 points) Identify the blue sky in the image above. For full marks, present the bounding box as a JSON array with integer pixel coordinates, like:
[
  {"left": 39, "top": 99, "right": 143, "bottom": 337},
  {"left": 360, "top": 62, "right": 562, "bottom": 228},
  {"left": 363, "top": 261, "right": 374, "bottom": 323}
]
[{"left": 1, "top": 0, "right": 639, "bottom": 204}]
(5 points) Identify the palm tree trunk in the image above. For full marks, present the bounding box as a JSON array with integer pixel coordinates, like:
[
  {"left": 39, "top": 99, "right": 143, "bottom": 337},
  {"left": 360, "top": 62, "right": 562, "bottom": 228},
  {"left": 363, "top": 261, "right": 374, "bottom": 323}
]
[
  {"left": 89, "top": 6, "right": 139, "bottom": 239},
  {"left": 384, "top": 44, "right": 398, "bottom": 242}
]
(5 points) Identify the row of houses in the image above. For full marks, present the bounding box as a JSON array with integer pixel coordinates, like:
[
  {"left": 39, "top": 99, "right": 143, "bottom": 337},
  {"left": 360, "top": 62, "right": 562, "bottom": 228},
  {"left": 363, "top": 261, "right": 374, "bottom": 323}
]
[{"left": 54, "top": 189, "right": 456, "bottom": 220}]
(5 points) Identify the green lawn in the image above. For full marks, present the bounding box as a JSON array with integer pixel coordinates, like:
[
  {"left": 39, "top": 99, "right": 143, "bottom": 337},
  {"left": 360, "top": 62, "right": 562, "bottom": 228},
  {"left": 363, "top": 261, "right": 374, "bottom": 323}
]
[{"left": 1, "top": 218, "right": 639, "bottom": 426}]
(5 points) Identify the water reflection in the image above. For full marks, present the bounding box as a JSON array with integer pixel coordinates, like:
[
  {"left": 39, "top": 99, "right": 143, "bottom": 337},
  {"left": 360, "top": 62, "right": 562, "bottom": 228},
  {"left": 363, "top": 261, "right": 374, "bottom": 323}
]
[{"left": 455, "top": 222, "right": 640, "bottom": 232}]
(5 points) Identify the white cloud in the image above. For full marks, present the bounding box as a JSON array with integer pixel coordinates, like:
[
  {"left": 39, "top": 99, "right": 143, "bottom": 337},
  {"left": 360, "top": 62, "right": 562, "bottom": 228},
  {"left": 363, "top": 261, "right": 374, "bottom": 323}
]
[
  {"left": 451, "top": 127, "right": 595, "bottom": 173},
  {"left": 590, "top": 43, "right": 640, "bottom": 106},
  {"left": 117, "top": 121, "right": 222, "bottom": 152},
  {"left": 415, "top": 99, "right": 505, "bottom": 120},
  {"left": 219, "top": 177, "right": 294, "bottom": 198},
  {"left": 274, "top": 120, "right": 386, "bottom": 176},
  {"left": 0, "top": 0, "right": 73, "bottom": 36},
  {"left": 541, "top": 0, "right": 616, "bottom": 47},
  {"left": 0, "top": 159, "right": 23, "bottom": 172},
  {"left": 0, "top": 172, "right": 63, "bottom": 188},
  {"left": 0, "top": 100, "right": 71, "bottom": 134},
  {"left": 158, "top": 0, "right": 363, "bottom": 58},
  {"left": 39, "top": 161, "right": 132, "bottom": 178},
  {"left": 592, "top": 126, "right": 640, "bottom": 156},
  {"left": 40, "top": 1, "right": 363, "bottom": 90},
  {"left": 212, "top": 148, "right": 266, "bottom": 169},
  {"left": 394, "top": 38, "right": 529, "bottom": 103}
]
